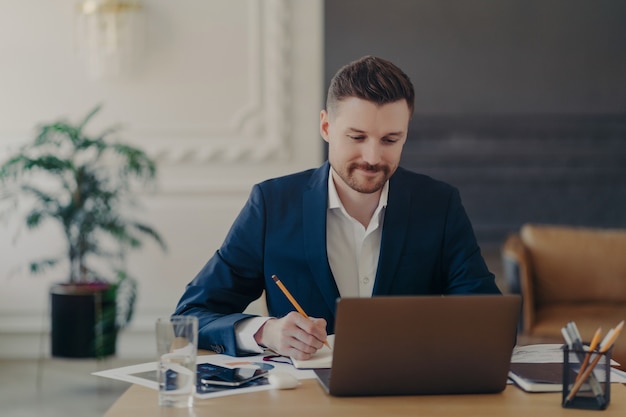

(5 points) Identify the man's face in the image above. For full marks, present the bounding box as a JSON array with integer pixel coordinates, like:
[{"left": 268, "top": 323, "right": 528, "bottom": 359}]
[{"left": 320, "top": 97, "right": 410, "bottom": 194}]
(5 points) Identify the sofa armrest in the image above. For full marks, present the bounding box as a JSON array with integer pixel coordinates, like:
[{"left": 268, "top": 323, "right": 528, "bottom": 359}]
[{"left": 501, "top": 233, "right": 535, "bottom": 333}]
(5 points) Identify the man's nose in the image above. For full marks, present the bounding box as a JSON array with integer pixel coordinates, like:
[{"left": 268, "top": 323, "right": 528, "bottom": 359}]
[{"left": 361, "top": 140, "right": 382, "bottom": 165}]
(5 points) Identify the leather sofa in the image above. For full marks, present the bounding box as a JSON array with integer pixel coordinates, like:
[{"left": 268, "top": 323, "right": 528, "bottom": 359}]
[{"left": 502, "top": 223, "right": 626, "bottom": 369}]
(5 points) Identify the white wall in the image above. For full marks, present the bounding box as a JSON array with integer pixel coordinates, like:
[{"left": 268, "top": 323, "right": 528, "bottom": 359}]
[{"left": 0, "top": 0, "right": 324, "bottom": 358}]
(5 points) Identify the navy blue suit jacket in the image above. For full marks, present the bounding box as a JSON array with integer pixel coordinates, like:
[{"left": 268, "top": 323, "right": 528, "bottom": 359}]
[{"left": 174, "top": 162, "right": 500, "bottom": 355}]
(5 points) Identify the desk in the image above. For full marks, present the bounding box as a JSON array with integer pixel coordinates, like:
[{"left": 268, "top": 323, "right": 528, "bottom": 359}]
[{"left": 105, "top": 379, "right": 626, "bottom": 417}]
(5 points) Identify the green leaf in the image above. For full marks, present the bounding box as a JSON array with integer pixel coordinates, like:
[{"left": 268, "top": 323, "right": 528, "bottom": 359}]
[{"left": 29, "top": 258, "right": 60, "bottom": 274}]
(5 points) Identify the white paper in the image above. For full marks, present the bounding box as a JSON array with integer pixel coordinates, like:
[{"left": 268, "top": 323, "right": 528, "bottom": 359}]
[{"left": 510, "top": 344, "right": 567, "bottom": 363}]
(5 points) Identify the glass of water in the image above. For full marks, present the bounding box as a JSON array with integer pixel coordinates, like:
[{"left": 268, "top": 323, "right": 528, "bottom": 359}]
[{"left": 156, "top": 316, "right": 198, "bottom": 407}]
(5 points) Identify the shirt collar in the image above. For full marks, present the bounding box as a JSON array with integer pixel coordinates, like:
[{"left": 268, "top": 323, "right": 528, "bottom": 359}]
[{"left": 328, "top": 166, "right": 389, "bottom": 210}]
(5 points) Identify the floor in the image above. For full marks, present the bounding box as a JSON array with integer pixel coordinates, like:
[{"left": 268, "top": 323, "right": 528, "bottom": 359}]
[
  {"left": 0, "top": 356, "right": 150, "bottom": 417},
  {"left": 0, "top": 248, "right": 505, "bottom": 417}
]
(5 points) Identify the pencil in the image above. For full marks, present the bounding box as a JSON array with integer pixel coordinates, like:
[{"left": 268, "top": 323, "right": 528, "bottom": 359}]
[{"left": 272, "top": 275, "right": 331, "bottom": 349}]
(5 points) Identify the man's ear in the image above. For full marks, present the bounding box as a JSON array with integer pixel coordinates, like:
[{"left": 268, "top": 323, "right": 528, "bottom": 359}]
[{"left": 320, "top": 109, "right": 330, "bottom": 143}]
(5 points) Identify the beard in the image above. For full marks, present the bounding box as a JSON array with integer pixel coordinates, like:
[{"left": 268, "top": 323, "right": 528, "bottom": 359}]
[{"left": 335, "top": 162, "right": 391, "bottom": 194}]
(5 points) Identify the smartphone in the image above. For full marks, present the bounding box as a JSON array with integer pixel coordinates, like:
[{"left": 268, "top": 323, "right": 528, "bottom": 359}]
[{"left": 198, "top": 363, "right": 268, "bottom": 387}]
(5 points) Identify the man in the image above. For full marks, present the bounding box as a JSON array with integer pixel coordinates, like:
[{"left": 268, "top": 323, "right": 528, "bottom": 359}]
[{"left": 174, "top": 56, "right": 500, "bottom": 360}]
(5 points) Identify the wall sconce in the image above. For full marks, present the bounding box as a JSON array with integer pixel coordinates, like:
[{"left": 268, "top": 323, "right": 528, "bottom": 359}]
[{"left": 76, "top": 0, "right": 144, "bottom": 80}]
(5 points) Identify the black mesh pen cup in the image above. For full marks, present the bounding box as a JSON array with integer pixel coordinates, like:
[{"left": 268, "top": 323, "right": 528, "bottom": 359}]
[{"left": 562, "top": 344, "right": 611, "bottom": 410}]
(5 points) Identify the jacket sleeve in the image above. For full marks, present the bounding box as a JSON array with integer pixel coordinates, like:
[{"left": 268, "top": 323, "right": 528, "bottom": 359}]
[{"left": 173, "top": 184, "right": 267, "bottom": 356}]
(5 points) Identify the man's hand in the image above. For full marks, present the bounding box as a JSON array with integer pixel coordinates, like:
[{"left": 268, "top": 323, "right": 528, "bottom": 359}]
[{"left": 254, "top": 312, "right": 327, "bottom": 360}]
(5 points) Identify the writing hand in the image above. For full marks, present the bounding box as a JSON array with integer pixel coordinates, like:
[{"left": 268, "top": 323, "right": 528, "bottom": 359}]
[{"left": 254, "top": 311, "right": 327, "bottom": 360}]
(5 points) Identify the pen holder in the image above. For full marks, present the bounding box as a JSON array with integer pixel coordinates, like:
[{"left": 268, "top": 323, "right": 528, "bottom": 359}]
[{"left": 562, "top": 345, "right": 612, "bottom": 410}]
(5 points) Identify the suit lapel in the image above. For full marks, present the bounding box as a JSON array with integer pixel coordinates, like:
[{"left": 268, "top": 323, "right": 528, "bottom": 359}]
[
  {"left": 373, "top": 169, "right": 411, "bottom": 295},
  {"left": 303, "top": 162, "right": 340, "bottom": 315}
]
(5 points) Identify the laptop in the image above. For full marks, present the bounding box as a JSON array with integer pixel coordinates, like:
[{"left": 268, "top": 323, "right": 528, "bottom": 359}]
[{"left": 314, "top": 294, "right": 521, "bottom": 397}]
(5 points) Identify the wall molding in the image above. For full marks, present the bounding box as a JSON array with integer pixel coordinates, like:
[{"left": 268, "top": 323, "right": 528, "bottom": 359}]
[
  {"left": 0, "top": 0, "right": 294, "bottom": 166},
  {"left": 135, "top": 0, "right": 293, "bottom": 166}
]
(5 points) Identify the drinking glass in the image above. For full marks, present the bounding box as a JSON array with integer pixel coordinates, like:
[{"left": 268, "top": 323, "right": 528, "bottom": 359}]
[{"left": 156, "top": 316, "right": 198, "bottom": 407}]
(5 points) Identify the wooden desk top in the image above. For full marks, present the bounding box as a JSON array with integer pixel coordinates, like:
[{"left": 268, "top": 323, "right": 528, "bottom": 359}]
[{"left": 105, "top": 379, "right": 626, "bottom": 417}]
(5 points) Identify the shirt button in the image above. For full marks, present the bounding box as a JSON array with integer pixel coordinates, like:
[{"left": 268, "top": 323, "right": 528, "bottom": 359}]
[{"left": 363, "top": 276, "right": 370, "bottom": 284}]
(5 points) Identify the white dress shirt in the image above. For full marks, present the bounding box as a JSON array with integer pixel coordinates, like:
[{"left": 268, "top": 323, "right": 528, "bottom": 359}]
[{"left": 326, "top": 167, "right": 387, "bottom": 298}]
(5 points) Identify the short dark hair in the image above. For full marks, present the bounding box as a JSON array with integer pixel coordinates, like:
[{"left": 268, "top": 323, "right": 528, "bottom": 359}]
[{"left": 326, "top": 55, "right": 415, "bottom": 116}]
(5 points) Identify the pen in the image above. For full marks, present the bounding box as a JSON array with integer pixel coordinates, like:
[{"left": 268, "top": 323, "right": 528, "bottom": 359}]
[
  {"left": 272, "top": 275, "right": 332, "bottom": 350},
  {"left": 561, "top": 327, "right": 573, "bottom": 347},
  {"left": 564, "top": 321, "right": 624, "bottom": 404}
]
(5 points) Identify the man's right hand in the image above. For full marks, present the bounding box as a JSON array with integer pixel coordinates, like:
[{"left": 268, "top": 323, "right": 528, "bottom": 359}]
[{"left": 253, "top": 311, "right": 327, "bottom": 360}]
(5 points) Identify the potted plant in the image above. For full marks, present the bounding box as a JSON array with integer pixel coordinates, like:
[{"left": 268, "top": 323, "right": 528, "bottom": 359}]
[{"left": 0, "top": 106, "right": 166, "bottom": 358}]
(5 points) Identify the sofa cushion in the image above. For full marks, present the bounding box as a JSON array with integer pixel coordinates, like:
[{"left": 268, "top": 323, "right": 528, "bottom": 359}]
[{"left": 521, "top": 224, "right": 626, "bottom": 304}]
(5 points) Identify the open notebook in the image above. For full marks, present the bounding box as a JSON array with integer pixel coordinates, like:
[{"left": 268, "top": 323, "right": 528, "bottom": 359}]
[{"left": 313, "top": 294, "right": 521, "bottom": 396}]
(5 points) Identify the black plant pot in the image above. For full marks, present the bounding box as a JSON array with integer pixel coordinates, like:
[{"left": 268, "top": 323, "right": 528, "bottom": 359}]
[{"left": 50, "top": 283, "right": 118, "bottom": 358}]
